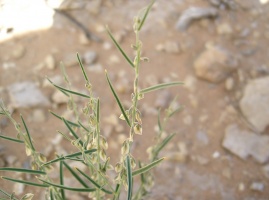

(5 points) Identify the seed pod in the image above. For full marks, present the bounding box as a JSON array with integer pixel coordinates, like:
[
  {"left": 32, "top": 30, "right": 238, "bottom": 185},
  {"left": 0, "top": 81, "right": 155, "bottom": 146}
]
[
  {"left": 38, "top": 153, "right": 47, "bottom": 163},
  {"left": 138, "top": 93, "right": 144, "bottom": 100},
  {"left": 100, "top": 136, "right": 108, "bottom": 150},
  {"left": 135, "top": 112, "right": 142, "bottom": 124},
  {"left": 25, "top": 145, "right": 32, "bottom": 156},
  {"left": 121, "top": 140, "right": 130, "bottom": 155},
  {"left": 21, "top": 193, "right": 34, "bottom": 200},
  {"left": 130, "top": 155, "right": 136, "bottom": 169},
  {"left": 67, "top": 99, "right": 73, "bottom": 110},
  {"left": 134, "top": 123, "right": 142, "bottom": 135},
  {"left": 115, "top": 162, "right": 122, "bottom": 173},
  {"left": 31, "top": 162, "right": 38, "bottom": 170},
  {"left": 85, "top": 82, "right": 92, "bottom": 91},
  {"left": 92, "top": 153, "right": 97, "bottom": 164},
  {"left": 99, "top": 149, "right": 107, "bottom": 162}
]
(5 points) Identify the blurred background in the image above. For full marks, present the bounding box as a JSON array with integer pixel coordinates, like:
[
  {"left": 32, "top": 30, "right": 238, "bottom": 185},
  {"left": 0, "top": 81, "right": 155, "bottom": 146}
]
[{"left": 0, "top": 0, "right": 269, "bottom": 199}]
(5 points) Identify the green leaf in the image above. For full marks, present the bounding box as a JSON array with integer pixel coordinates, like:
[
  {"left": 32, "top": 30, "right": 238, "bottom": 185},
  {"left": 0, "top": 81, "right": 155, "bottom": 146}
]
[
  {"left": 132, "top": 157, "right": 164, "bottom": 177},
  {"left": 0, "top": 168, "right": 46, "bottom": 175},
  {"left": 47, "top": 78, "right": 91, "bottom": 99},
  {"left": 62, "top": 161, "right": 89, "bottom": 188},
  {"left": 126, "top": 155, "right": 132, "bottom": 200},
  {"left": 43, "top": 149, "right": 96, "bottom": 166},
  {"left": 140, "top": 82, "right": 183, "bottom": 94},
  {"left": 20, "top": 115, "right": 35, "bottom": 151},
  {"left": 77, "top": 53, "right": 89, "bottom": 82},
  {"left": 105, "top": 71, "right": 130, "bottom": 127},
  {"left": 50, "top": 189, "right": 55, "bottom": 200},
  {"left": 154, "top": 133, "right": 176, "bottom": 157},
  {"left": 38, "top": 178, "right": 96, "bottom": 192},
  {"left": 49, "top": 111, "right": 80, "bottom": 127},
  {"left": 167, "top": 106, "right": 183, "bottom": 118},
  {"left": 106, "top": 26, "right": 134, "bottom": 68},
  {"left": 0, "top": 135, "right": 24, "bottom": 144},
  {"left": 78, "top": 121, "right": 90, "bottom": 132},
  {"left": 62, "top": 117, "right": 84, "bottom": 147},
  {"left": 0, "top": 111, "right": 5, "bottom": 115},
  {"left": 75, "top": 167, "right": 113, "bottom": 194},
  {"left": 1, "top": 176, "right": 49, "bottom": 188},
  {"left": 157, "top": 109, "right": 163, "bottom": 133},
  {"left": 137, "top": 0, "right": 155, "bottom": 31},
  {"left": 59, "top": 161, "right": 65, "bottom": 200}
]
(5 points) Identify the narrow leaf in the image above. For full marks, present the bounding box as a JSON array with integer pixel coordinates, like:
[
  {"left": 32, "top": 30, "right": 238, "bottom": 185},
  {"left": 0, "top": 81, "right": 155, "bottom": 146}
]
[
  {"left": 75, "top": 167, "right": 113, "bottom": 194},
  {"left": 77, "top": 53, "right": 89, "bottom": 82},
  {"left": 106, "top": 26, "right": 134, "bottom": 68},
  {"left": 59, "top": 161, "right": 65, "bottom": 200},
  {"left": 20, "top": 115, "right": 35, "bottom": 151},
  {"left": 157, "top": 109, "right": 163, "bottom": 133},
  {"left": 50, "top": 189, "right": 55, "bottom": 200},
  {"left": 47, "top": 78, "right": 91, "bottom": 98},
  {"left": 78, "top": 121, "right": 90, "bottom": 132},
  {"left": 105, "top": 71, "right": 130, "bottom": 127},
  {"left": 0, "top": 168, "right": 46, "bottom": 175},
  {"left": 167, "top": 106, "right": 183, "bottom": 118},
  {"left": 0, "top": 135, "right": 24, "bottom": 143},
  {"left": 49, "top": 111, "right": 80, "bottom": 127},
  {"left": 140, "top": 82, "right": 183, "bottom": 94},
  {"left": 1, "top": 176, "right": 49, "bottom": 188},
  {"left": 137, "top": 0, "right": 155, "bottom": 31},
  {"left": 43, "top": 149, "right": 96, "bottom": 166},
  {"left": 0, "top": 111, "right": 5, "bottom": 115},
  {"left": 38, "top": 178, "right": 96, "bottom": 192},
  {"left": 126, "top": 155, "right": 132, "bottom": 200},
  {"left": 62, "top": 117, "right": 84, "bottom": 147},
  {"left": 62, "top": 161, "right": 89, "bottom": 188},
  {"left": 155, "top": 133, "right": 176, "bottom": 157},
  {"left": 132, "top": 157, "right": 164, "bottom": 177}
]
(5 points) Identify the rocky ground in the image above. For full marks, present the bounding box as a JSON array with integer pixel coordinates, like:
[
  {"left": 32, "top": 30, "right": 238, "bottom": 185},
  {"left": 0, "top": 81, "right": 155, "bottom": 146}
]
[{"left": 0, "top": 0, "right": 269, "bottom": 199}]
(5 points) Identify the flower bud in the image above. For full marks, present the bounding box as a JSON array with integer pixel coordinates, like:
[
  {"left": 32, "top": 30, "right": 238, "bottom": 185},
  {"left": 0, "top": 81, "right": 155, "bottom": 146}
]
[
  {"left": 31, "top": 162, "right": 38, "bottom": 170},
  {"left": 134, "top": 123, "right": 142, "bottom": 135},
  {"left": 38, "top": 153, "right": 47, "bottom": 163},
  {"left": 21, "top": 193, "right": 34, "bottom": 200},
  {"left": 100, "top": 136, "right": 108, "bottom": 150},
  {"left": 121, "top": 140, "right": 130, "bottom": 155},
  {"left": 115, "top": 162, "right": 122, "bottom": 173},
  {"left": 99, "top": 149, "right": 107, "bottom": 162}
]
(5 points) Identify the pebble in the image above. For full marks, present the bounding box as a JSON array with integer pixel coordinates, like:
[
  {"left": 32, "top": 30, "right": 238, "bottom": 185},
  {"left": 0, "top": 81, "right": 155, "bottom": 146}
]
[
  {"left": 194, "top": 45, "right": 238, "bottom": 83},
  {"left": 5, "top": 155, "right": 17, "bottom": 165},
  {"left": 225, "top": 77, "right": 234, "bottom": 91},
  {"left": 12, "top": 45, "right": 25, "bottom": 59},
  {"left": 8, "top": 81, "right": 50, "bottom": 109},
  {"left": 239, "top": 76, "right": 269, "bottom": 132},
  {"left": 223, "top": 124, "right": 269, "bottom": 163},
  {"left": 250, "top": 182, "right": 264, "bottom": 192},
  {"left": 184, "top": 75, "right": 197, "bottom": 92},
  {"left": 154, "top": 90, "right": 171, "bottom": 108},
  {"left": 109, "top": 55, "right": 120, "bottom": 64},
  {"left": 87, "top": 63, "right": 103, "bottom": 73},
  {"left": 238, "top": 183, "right": 245, "bottom": 191},
  {"left": 44, "top": 54, "right": 56, "bottom": 70},
  {"left": 51, "top": 90, "right": 69, "bottom": 104},
  {"left": 212, "top": 151, "right": 220, "bottom": 159},
  {"left": 183, "top": 115, "right": 193, "bottom": 125},
  {"left": 217, "top": 23, "right": 233, "bottom": 35},
  {"left": 79, "top": 32, "right": 91, "bottom": 45},
  {"left": 103, "top": 42, "right": 112, "bottom": 50},
  {"left": 13, "top": 182, "right": 25, "bottom": 195},
  {"left": 156, "top": 41, "right": 181, "bottom": 54},
  {"left": 196, "top": 130, "right": 209, "bottom": 145},
  {"left": 2, "top": 62, "right": 16, "bottom": 70},
  {"left": 175, "top": 7, "right": 218, "bottom": 31},
  {"left": 63, "top": 53, "right": 80, "bottom": 67},
  {"left": 84, "top": 51, "right": 97, "bottom": 65},
  {"left": 31, "top": 109, "right": 46, "bottom": 122}
]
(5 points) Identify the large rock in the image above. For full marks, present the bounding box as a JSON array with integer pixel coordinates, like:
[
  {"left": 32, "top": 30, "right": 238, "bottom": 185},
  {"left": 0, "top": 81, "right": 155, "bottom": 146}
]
[
  {"left": 239, "top": 76, "right": 269, "bottom": 132},
  {"left": 223, "top": 124, "right": 269, "bottom": 164},
  {"left": 194, "top": 45, "right": 238, "bottom": 83},
  {"left": 8, "top": 82, "right": 50, "bottom": 108}
]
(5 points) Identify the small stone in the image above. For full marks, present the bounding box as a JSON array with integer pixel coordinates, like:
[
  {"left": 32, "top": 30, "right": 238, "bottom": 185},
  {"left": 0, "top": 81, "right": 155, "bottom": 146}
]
[
  {"left": 217, "top": 23, "right": 233, "bottom": 35},
  {"left": 250, "top": 182, "right": 264, "bottom": 192},
  {"left": 154, "top": 90, "right": 172, "bottom": 108},
  {"left": 239, "top": 76, "right": 269, "bottom": 132},
  {"left": 194, "top": 155, "right": 209, "bottom": 165},
  {"left": 222, "top": 168, "right": 231, "bottom": 179},
  {"left": 194, "top": 45, "right": 238, "bottom": 83},
  {"left": 63, "top": 54, "right": 79, "bottom": 67},
  {"left": 103, "top": 42, "right": 112, "bottom": 50},
  {"left": 223, "top": 124, "right": 269, "bottom": 163},
  {"left": 84, "top": 51, "right": 97, "bottom": 65},
  {"left": 109, "top": 55, "right": 120, "bottom": 64},
  {"left": 163, "top": 41, "right": 181, "bottom": 53},
  {"left": 95, "top": 24, "right": 105, "bottom": 32},
  {"left": 87, "top": 63, "right": 103, "bottom": 73},
  {"left": 104, "top": 114, "right": 119, "bottom": 126},
  {"left": 44, "top": 55, "right": 56, "bottom": 70},
  {"left": 225, "top": 77, "right": 234, "bottom": 91},
  {"left": 262, "top": 164, "right": 269, "bottom": 179},
  {"left": 12, "top": 45, "right": 25, "bottom": 59},
  {"left": 184, "top": 75, "right": 197, "bottom": 92},
  {"left": 175, "top": 7, "right": 218, "bottom": 31},
  {"left": 260, "top": 0, "right": 269, "bottom": 4},
  {"left": 51, "top": 90, "right": 69, "bottom": 104},
  {"left": 8, "top": 82, "right": 50, "bottom": 108},
  {"left": 32, "top": 109, "right": 46, "bottom": 122},
  {"left": 2, "top": 62, "right": 16, "bottom": 70},
  {"left": 238, "top": 183, "right": 245, "bottom": 191},
  {"left": 212, "top": 151, "right": 220, "bottom": 158},
  {"left": 79, "top": 33, "right": 91, "bottom": 45},
  {"left": 13, "top": 182, "right": 25, "bottom": 195},
  {"left": 196, "top": 130, "right": 209, "bottom": 145},
  {"left": 183, "top": 115, "right": 193, "bottom": 125},
  {"left": 5, "top": 155, "right": 17, "bottom": 165}
]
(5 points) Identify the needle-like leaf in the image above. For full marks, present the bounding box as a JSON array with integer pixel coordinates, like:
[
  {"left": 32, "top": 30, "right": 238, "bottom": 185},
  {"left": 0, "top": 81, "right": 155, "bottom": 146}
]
[
  {"left": 105, "top": 71, "right": 130, "bottom": 127},
  {"left": 77, "top": 53, "right": 89, "bottom": 82},
  {"left": 75, "top": 167, "right": 113, "bottom": 194},
  {"left": 132, "top": 157, "right": 164, "bottom": 177},
  {"left": 126, "top": 155, "right": 133, "bottom": 200},
  {"left": 59, "top": 161, "right": 65, "bottom": 200},
  {"left": 106, "top": 26, "right": 134, "bottom": 68},
  {"left": 49, "top": 111, "right": 80, "bottom": 127},
  {"left": 0, "top": 168, "right": 46, "bottom": 175},
  {"left": 20, "top": 115, "right": 35, "bottom": 151},
  {"left": 140, "top": 82, "right": 183, "bottom": 94},
  {"left": 1, "top": 176, "right": 49, "bottom": 188},
  {"left": 137, "top": 0, "right": 155, "bottom": 31},
  {"left": 154, "top": 133, "right": 176, "bottom": 158},
  {"left": 38, "top": 178, "right": 96, "bottom": 192},
  {"left": 0, "top": 135, "right": 24, "bottom": 143},
  {"left": 62, "top": 117, "right": 84, "bottom": 147}
]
